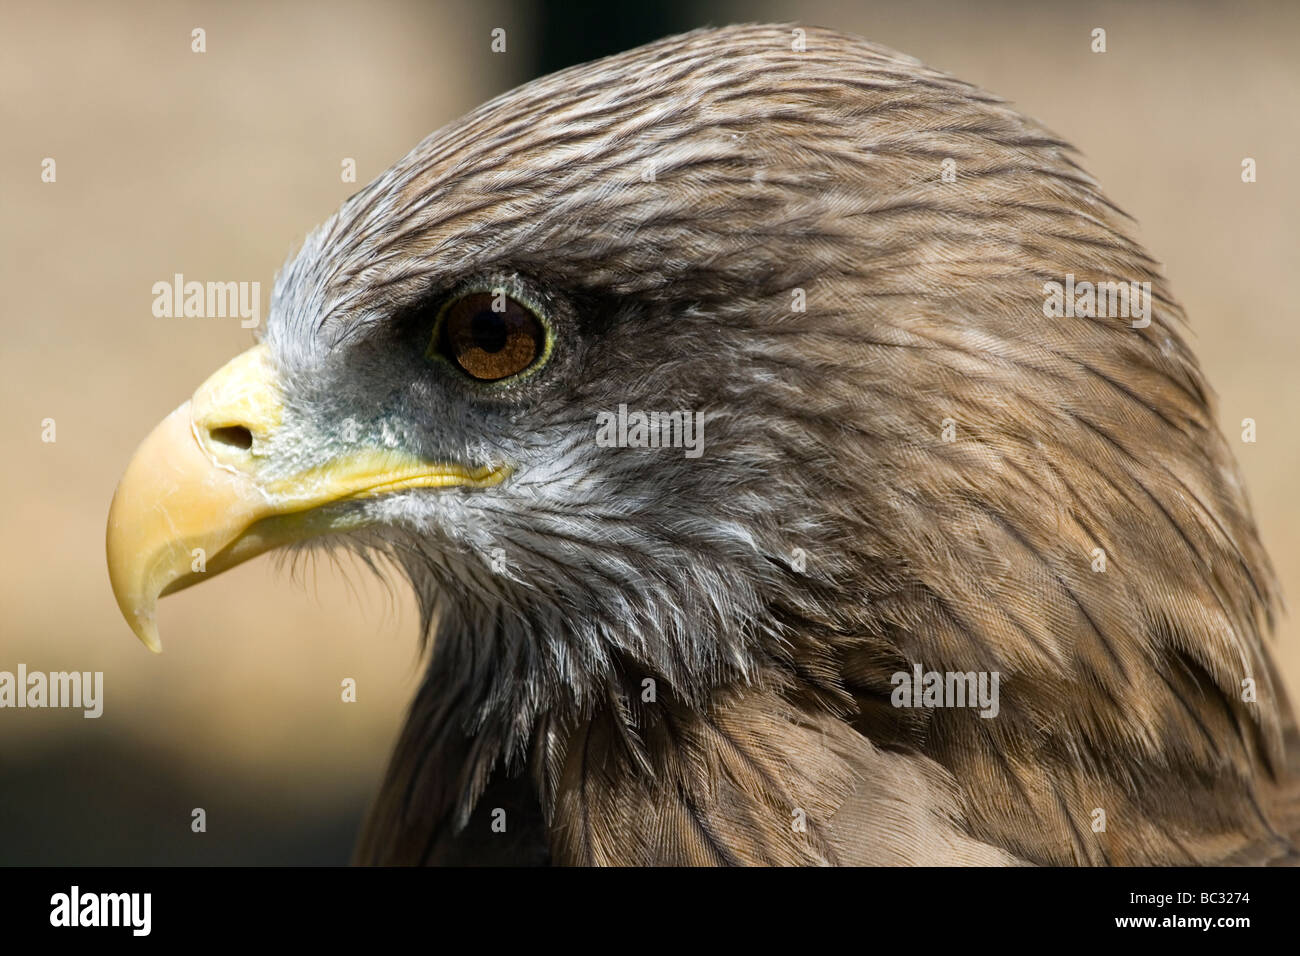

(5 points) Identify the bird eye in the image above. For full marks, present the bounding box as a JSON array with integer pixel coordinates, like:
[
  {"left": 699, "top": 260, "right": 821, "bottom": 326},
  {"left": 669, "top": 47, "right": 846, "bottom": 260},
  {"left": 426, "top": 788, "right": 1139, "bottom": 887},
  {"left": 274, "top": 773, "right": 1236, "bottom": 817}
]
[{"left": 431, "top": 291, "right": 548, "bottom": 382}]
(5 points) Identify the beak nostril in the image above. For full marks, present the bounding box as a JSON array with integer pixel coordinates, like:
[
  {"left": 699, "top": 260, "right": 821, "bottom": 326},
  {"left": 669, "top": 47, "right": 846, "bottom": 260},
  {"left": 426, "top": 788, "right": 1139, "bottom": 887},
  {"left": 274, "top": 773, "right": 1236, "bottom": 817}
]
[{"left": 209, "top": 425, "right": 253, "bottom": 450}]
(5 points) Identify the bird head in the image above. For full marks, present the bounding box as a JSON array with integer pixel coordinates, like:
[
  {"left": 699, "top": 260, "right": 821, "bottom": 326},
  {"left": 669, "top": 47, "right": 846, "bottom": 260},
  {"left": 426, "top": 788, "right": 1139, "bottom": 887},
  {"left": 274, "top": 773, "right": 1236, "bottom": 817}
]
[{"left": 107, "top": 25, "right": 1282, "bottom": 858}]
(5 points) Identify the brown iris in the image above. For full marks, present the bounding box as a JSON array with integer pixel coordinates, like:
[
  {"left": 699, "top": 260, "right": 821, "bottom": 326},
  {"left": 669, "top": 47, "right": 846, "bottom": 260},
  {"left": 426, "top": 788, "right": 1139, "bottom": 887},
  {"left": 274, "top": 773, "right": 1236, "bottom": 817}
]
[{"left": 435, "top": 292, "right": 546, "bottom": 382}]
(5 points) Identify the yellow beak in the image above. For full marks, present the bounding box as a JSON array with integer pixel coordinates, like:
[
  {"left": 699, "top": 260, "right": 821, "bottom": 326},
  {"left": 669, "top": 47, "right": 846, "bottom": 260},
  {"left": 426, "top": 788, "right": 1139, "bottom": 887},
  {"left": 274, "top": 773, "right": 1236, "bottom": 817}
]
[{"left": 106, "top": 343, "right": 506, "bottom": 652}]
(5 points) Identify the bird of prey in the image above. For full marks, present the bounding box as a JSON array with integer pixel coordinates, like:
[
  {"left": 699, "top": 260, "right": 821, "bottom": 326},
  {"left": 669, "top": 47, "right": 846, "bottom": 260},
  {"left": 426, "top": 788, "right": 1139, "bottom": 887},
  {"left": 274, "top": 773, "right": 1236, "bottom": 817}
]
[{"left": 107, "top": 24, "right": 1297, "bottom": 865}]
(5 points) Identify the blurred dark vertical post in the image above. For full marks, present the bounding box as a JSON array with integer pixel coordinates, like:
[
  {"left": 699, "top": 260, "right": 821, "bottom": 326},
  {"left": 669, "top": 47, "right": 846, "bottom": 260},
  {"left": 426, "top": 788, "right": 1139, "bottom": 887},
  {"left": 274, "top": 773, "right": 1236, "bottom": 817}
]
[{"left": 524, "top": 0, "right": 701, "bottom": 77}]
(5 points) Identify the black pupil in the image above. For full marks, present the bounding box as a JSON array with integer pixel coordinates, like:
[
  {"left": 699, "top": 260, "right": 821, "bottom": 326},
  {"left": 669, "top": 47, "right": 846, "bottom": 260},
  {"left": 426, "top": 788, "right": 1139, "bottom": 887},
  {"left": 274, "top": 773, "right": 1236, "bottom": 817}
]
[{"left": 470, "top": 309, "right": 509, "bottom": 353}]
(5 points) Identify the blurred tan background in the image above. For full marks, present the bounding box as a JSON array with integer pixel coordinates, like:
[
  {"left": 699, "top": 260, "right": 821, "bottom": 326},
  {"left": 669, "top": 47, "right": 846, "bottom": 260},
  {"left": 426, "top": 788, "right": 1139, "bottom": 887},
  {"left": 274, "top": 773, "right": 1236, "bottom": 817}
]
[{"left": 2, "top": 0, "right": 1297, "bottom": 863}]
